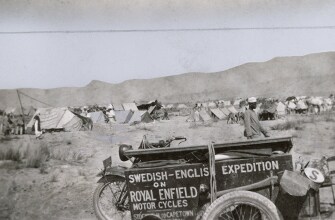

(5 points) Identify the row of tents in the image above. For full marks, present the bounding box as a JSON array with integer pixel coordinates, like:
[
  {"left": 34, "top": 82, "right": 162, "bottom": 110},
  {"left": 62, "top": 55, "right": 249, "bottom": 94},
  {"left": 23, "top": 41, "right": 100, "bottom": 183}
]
[
  {"left": 187, "top": 106, "right": 239, "bottom": 122},
  {"left": 186, "top": 102, "right": 291, "bottom": 122},
  {"left": 20, "top": 107, "right": 154, "bottom": 133}
]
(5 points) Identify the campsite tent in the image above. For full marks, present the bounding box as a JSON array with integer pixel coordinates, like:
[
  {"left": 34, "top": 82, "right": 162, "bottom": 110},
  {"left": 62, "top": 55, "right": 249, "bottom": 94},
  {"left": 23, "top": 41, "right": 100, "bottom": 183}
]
[
  {"left": 127, "top": 111, "right": 153, "bottom": 124},
  {"left": 148, "top": 105, "right": 159, "bottom": 114},
  {"left": 296, "top": 100, "right": 308, "bottom": 110},
  {"left": 287, "top": 102, "right": 296, "bottom": 110},
  {"left": 26, "top": 107, "right": 83, "bottom": 131},
  {"left": 87, "top": 111, "right": 106, "bottom": 124},
  {"left": 210, "top": 108, "right": 226, "bottom": 120},
  {"left": 122, "top": 103, "right": 138, "bottom": 111},
  {"left": 199, "top": 109, "right": 212, "bottom": 121},
  {"left": 208, "top": 102, "right": 217, "bottom": 108},
  {"left": 224, "top": 101, "right": 231, "bottom": 106},
  {"left": 227, "top": 106, "right": 238, "bottom": 114},
  {"left": 114, "top": 110, "right": 132, "bottom": 124},
  {"left": 276, "top": 102, "right": 286, "bottom": 116},
  {"left": 220, "top": 108, "right": 231, "bottom": 117},
  {"left": 201, "top": 103, "right": 208, "bottom": 108},
  {"left": 128, "top": 111, "right": 141, "bottom": 124},
  {"left": 140, "top": 111, "right": 153, "bottom": 123},
  {"left": 166, "top": 104, "right": 174, "bottom": 109},
  {"left": 176, "top": 104, "right": 188, "bottom": 109},
  {"left": 113, "top": 104, "right": 124, "bottom": 111}
]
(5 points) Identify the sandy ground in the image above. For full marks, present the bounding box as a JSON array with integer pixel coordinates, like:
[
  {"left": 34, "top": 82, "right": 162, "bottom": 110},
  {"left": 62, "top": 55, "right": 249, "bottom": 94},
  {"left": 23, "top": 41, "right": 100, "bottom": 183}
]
[{"left": 0, "top": 114, "right": 335, "bottom": 220}]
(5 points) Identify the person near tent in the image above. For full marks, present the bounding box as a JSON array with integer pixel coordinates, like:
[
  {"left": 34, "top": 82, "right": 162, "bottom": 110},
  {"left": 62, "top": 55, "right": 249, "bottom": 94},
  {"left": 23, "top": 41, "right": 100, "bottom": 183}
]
[
  {"left": 81, "top": 107, "right": 88, "bottom": 117},
  {"left": 7, "top": 114, "right": 16, "bottom": 135},
  {"left": 3, "top": 114, "right": 11, "bottom": 136},
  {"left": 0, "top": 112, "right": 4, "bottom": 135},
  {"left": 33, "top": 113, "right": 43, "bottom": 139},
  {"left": 16, "top": 114, "right": 24, "bottom": 135},
  {"left": 243, "top": 97, "right": 270, "bottom": 139},
  {"left": 162, "top": 109, "right": 169, "bottom": 120},
  {"left": 107, "top": 108, "right": 115, "bottom": 122}
]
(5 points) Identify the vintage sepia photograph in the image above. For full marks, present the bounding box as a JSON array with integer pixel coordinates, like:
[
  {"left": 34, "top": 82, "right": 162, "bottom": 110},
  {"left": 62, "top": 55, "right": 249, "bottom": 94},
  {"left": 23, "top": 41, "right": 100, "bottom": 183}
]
[{"left": 1, "top": 1, "right": 335, "bottom": 219}]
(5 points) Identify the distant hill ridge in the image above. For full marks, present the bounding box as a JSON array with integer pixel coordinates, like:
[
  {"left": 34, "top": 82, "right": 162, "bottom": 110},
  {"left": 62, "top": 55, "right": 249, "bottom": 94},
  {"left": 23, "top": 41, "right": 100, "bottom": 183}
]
[{"left": 1, "top": 51, "right": 335, "bottom": 108}]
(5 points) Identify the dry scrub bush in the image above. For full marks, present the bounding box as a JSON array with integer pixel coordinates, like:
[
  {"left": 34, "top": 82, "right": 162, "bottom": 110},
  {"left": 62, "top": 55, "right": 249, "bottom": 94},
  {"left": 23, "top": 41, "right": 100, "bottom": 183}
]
[
  {"left": 271, "top": 120, "right": 304, "bottom": 131},
  {"left": 204, "top": 121, "right": 213, "bottom": 127},
  {"left": 25, "top": 143, "right": 50, "bottom": 168},
  {"left": 323, "top": 112, "right": 335, "bottom": 122},
  {"left": 78, "top": 169, "right": 86, "bottom": 176},
  {"left": 0, "top": 142, "right": 50, "bottom": 168},
  {"left": 188, "top": 122, "right": 198, "bottom": 129},
  {"left": 72, "top": 151, "right": 84, "bottom": 161},
  {"left": 0, "top": 140, "right": 85, "bottom": 169},
  {"left": 136, "top": 125, "right": 154, "bottom": 132},
  {"left": 50, "top": 147, "right": 85, "bottom": 163},
  {"left": 271, "top": 112, "right": 335, "bottom": 131},
  {"left": 50, "top": 148, "right": 70, "bottom": 161},
  {"left": 50, "top": 173, "right": 58, "bottom": 182},
  {"left": 0, "top": 146, "right": 21, "bottom": 162}
]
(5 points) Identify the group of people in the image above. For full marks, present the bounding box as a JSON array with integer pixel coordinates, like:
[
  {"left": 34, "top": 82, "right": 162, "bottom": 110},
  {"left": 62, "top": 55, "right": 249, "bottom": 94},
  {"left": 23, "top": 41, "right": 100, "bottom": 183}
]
[
  {"left": 0, "top": 112, "right": 43, "bottom": 139},
  {"left": 0, "top": 113, "right": 25, "bottom": 136}
]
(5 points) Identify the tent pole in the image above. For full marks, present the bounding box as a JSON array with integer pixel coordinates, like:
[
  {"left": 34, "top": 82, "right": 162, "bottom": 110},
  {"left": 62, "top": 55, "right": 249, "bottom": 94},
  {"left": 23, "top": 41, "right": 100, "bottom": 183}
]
[
  {"left": 16, "top": 89, "right": 26, "bottom": 132},
  {"left": 17, "top": 89, "right": 25, "bottom": 124}
]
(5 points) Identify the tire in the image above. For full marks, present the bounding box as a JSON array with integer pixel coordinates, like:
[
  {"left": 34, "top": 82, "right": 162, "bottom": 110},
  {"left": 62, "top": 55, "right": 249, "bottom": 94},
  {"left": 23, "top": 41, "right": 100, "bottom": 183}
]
[
  {"left": 202, "top": 191, "right": 282, "bottom": 220},
  {"left": 93, "top": 176, "right": 130, "bottom": 220}
]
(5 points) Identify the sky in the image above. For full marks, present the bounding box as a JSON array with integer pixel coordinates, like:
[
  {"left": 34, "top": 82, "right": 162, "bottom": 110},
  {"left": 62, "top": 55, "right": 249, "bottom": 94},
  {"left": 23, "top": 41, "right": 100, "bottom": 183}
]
[{"left": 0, "top": 0, "right": 335, "bottom": 89}]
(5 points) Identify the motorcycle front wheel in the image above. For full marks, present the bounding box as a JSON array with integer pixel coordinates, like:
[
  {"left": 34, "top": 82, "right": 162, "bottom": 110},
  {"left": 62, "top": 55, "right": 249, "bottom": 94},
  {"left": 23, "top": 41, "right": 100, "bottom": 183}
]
[
  {"left": 202, "top": 190, "right": 282, "bottom": 220},
  {"left": 93, "top": 175, "right": 130, "bottom": 220}
]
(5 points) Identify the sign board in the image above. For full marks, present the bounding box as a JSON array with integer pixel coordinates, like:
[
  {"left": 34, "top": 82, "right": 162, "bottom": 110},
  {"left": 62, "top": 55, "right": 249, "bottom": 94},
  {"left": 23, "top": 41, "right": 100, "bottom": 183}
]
[
  {"left": 125, "top": 163, "right": 209, "bottom": 220},
  {"left": 215, "top": 154, "right": 293, "bottom": 190},
  {"left": 125, "top": 154, "right": 293, "bottom": 220}
]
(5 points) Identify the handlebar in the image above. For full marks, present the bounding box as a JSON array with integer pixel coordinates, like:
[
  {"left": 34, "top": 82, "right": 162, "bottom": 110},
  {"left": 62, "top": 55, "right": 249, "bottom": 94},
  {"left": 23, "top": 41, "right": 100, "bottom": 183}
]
[
  {"left": 139, "top": 135, "right": 187, "bottom": 149},
  {"left": 173, "top": 136, "right": 187, "bottom": 141},
  {"left": 167, "top": 136, "right": 187, "bottom": 145}
]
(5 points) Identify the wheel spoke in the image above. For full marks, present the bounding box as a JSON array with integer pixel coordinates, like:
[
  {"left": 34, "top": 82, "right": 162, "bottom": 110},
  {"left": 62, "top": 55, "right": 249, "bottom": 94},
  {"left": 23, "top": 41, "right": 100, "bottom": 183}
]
[
  {"left": 94, "top": 178, "right": 130, "bottom": 220},
  {"left": 216, "top": 203, "right": 265, "bottom": 220}
]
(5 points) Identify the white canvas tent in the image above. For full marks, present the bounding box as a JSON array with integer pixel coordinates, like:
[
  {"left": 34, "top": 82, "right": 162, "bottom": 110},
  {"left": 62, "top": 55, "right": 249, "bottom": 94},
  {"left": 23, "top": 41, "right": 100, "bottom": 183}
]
[
  {"left": 208, "top": 102, "right": 217, "bottom": 108},
  {"left": 114, "top": 110, "right": 132, "bottom": 124},
  {"left": 113, "top": 104, "right": 124, "bottom": 111},
  {"left": 287, "top": 102, "right": 296, "bottom": 110},
  {"left": 224, "top": 101, "right": 231, "bottom": 106},
  {"left": 201, "top": 103, "right": 208, "bottom": 108},
  {"left": 140, "top": 111, "right": 153, "bottom": 123},
  {"left": 296, "top": 100, "right": 308, "bottom": 110},
  {"left": 210, "top": 108, "right": 226, "bottom": 120},
  {"left": 276, "top": 102, "right": 286, "bottom": 115},
  {"left": 87, "top": 111, "right": 106, "bottom": 124},
  {"left": 227, "top": 106, "right": 238, "bottom": 114},
  {"left": 220, "top": 108, "right": 231, "bottom": 117},
  {"left": 122, "top": 103, "right": 138, "bottom": 111},
  {"left": 27, "top": 107, "right": 83, "bottom": 131},
  {"left": 199, "top": 109, "right": 212, "bottom": 121},
  {"left": 176, "top": 103, "right": 188, "bottom": 109},
  {"left": 128, "top": 111, "right": 142, "bottom": 124},
  {"left": 166, "top": 104, "right": 174, "bottom": 109}
]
